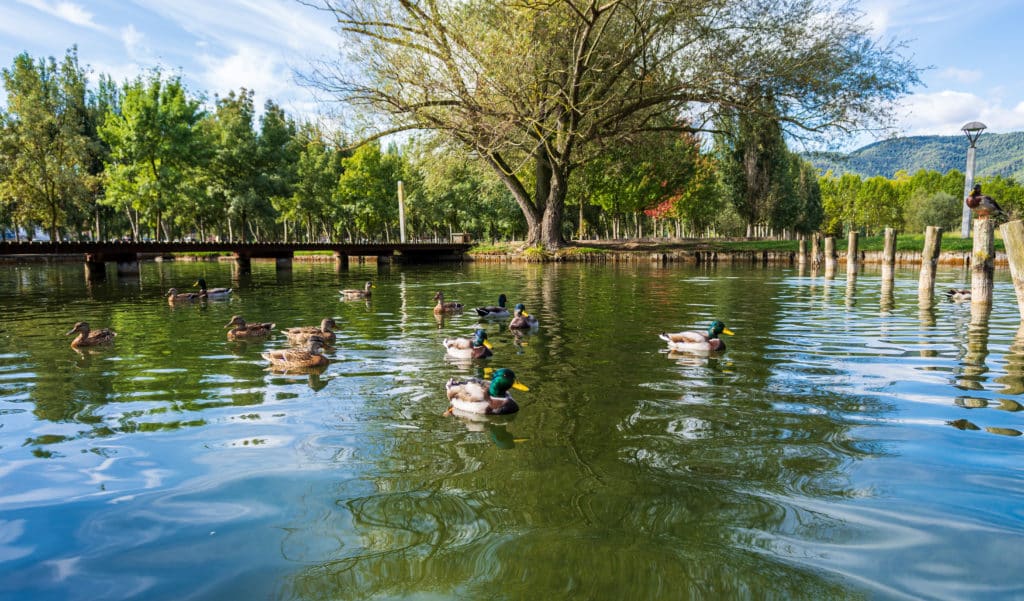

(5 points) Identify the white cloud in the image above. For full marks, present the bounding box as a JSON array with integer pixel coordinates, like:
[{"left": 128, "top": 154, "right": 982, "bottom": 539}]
[
  {"left": 197, "top": 44, "right": 291, "bottom": 102},
  {"left": 121, "top": 25, "right": 144, "bottom": 58},
  {"left": 938, "top": 67, "right": 983, "bottom": 85},
  {"left": 135, "top": 0, "right": 337, "bottom": 56},
  {"left": 16, "top": 0, "right": 105, "bottom": 31},
  {"left": 859, "top": 0, "right": 891, "bottom": 35},
  {"left": 897, "top": 90, "right": 1024, "bottom": 136}
]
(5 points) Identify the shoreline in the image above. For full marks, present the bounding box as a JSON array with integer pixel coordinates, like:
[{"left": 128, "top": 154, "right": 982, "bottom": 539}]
[{"left": 0, "top": 248, "right": 1004, "bottom": 267}]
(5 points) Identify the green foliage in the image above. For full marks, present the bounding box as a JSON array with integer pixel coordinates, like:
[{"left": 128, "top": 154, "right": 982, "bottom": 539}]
[
  {"left": 99, "top": 70, "right": 207, "bottom": 240},
  {"left": 0, "top": 48, "right": 96, "bottom": 240},
  {"left": 522, "top": 244, "right": 551, "bottom": 262},
  {"left": 279, "top": 124, "right": 343, "bottom": 242},
  {"left": 308, "top": 0, "right": 918, "bottom": 248},
  {"left": 903, "top": 190, "right": 960, "bottom": 233},
  {"left": 335, "top": 142, "right": 403, "bottom": 240}
]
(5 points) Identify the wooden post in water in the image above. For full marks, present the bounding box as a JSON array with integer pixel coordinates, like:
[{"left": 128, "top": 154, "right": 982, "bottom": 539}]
[
  {"left": 798, "top": 236, "right": 807, "bottom": 267},
  {"left": 811, "top": 232, "right": 823, "bottom": 267},
  {"left": 847, "top": 231, "right": 859, "bottom": 273},
  {"left": 918, "top": 226, "right": 943, "bottom": 302},
  {"left": 1001, "top": 220, "right": 1024, "bottom": 319},
  {"left": 971, "top": 218, "right": 995, "bottom": 306},
  {"left": 881, "top": 228, "right": 897, "bottom": 311},
  {"left": 824, "top": 236, "right": 836, "bottom": 278},
  {"left": 882, "top": 228, "right": 897, "bottom": 276}
]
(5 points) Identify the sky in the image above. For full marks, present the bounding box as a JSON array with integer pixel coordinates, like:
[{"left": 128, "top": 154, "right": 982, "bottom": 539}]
[{"left": 1, "top": 0, "right": 1023, "bottom": 151}]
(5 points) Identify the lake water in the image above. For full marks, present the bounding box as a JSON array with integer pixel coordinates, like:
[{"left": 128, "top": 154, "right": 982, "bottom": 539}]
[{"left": 1, "top": 259, "right": 1023, "bottom": 600}]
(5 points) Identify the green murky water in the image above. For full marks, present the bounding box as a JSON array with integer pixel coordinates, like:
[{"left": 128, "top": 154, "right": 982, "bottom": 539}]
[{"left": 2, "top": 259, "right": 1023, "bottom": 600}]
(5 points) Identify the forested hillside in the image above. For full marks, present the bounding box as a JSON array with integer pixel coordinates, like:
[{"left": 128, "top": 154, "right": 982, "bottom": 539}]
[{"left": 806, "top": 131, "right": 1024, "bottom": 181}]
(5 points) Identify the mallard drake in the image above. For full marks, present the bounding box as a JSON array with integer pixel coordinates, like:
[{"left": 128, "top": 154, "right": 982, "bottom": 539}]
[
  {"left": 283, "top": 317, "right": 337, "bottom": 345},
  {"left": 262, "top": 335, "right": 329, "bottom": 370},
  {"left": 444, "top": 368, "right": 529, "bottom": 416},
  {"left": 167, "top": 288, "right": 201, "bottom": 303},
  {"left": 946, "top": 288, "right": 971, "bottom": 302},
  {"left": 194, "top": 277, "right": 232, "bottom": 299},
  {"left": 66, "top": 321, "right": 116, "bottom": 348},
  {"left": 659, "top": 320, "right": 734, "bottom": 352},
  {"left": 508, "top": 303, "right": 539, "bottom": 330},
  {"left": 474, "top": 294, "right": 510, "bottom": 319},
  {"left": 340, "top": 281, "right": 374, "bottom": 300},
  {"left": 966, "top": 184, "right": 1008, "bottom": 220},
  {"left": 443, "top": 328, "right": 494, "bottom": 359},
  {"left": 225, "top": 315, "right": 276, "bottom": 340},
  {"left": 433, "top": 291, "right": 464, "bottom": 314}
]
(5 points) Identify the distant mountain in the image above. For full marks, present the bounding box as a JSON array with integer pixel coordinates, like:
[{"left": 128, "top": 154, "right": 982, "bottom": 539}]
[{"left": 804, "top": 131, "right": 1024, "bottom": 182}]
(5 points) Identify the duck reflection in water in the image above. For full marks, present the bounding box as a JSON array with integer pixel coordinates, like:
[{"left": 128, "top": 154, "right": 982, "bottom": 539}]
[
  {"left": 264, "top": 368, "right": 331, "bottom": 391},
  {"left": 446, "top": 409, "right": 526, "bottom": 449}
]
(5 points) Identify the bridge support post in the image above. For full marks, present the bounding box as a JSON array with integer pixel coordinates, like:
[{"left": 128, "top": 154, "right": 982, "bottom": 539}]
[
  {"left": 235, "top": 253, "right": 251, "bottom": 275},
  {"left": 275, "top": 256, "right": 293, "bottom": 271},
  {"left": 84, "top": 254, "right": 106, "bottom": 280},
  {"left": 334, "top": 253, "right": 349, "bottom": 271},
  {"left": 115, "top": 256, "right": 140, "bottom": 278}
]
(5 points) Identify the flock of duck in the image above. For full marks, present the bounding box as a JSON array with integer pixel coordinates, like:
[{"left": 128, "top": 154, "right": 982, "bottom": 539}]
[{"left": 65, "top": 279, "right": 736, "bottom": 420}]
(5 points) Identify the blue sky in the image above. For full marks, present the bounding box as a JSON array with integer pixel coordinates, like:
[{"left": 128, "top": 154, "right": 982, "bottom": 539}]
[{"left": 1, "top": 0, "right": 1023, "bottom": 151}]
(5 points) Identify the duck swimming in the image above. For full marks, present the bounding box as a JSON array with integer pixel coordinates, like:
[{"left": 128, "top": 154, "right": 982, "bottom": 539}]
[
  {"left": 508, "top": 303, "right": 538, "bottom": 330},
  {"left": 946, "top": 288, "right": 971, "bottom": 302},
  {"left": 194, "top": 278, "right": 232, "bottom": 299},
  {"left": 659, "top": 320, "right": 734, "bottom": 352},
  {"left": 474, "top": 294, "right": 510, "bottom": 319},
  {"left": 283, "top": 317, "right": 337, "bottom": 344},
  {"left": 262, "top": 335, "right": 329, "bottom": 370},
  {"left": 433, "top": 291, "right": 464, "bottom": 314},
  {"left": 443, "top": 328, "right": 494, "bottom": 359},
  {"left": 167, "top": 288, "right": 201, "bottom": 304},
  {"left": 444, "top": 368, "right": 529, "bottom": 416},
  {"left": 225, "top": 315, "right": 276, "bottom": 340},
  {"left": 66, "top": 321, "right": 116, "bottom": 348},
  {"left": 341, "top": 281, "right": 374, "bottom": 300}
]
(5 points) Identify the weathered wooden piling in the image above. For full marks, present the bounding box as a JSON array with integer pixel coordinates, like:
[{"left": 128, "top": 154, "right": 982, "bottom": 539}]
[
  {"left": 881, "top": 228, "right": 897, "bottom": 312},
  {"left": 971, "top": 218, "right": 995, "bottom": 306},
  {"left": 1000, "top": 220, "right": 1024, "bottom": 319},
  {"left": 811, "top": 232, "right": 823, "bottom": 267},
  {"left": 824, "top": 236, "right": 836, "bottom": 278},
  {"left": 882, "top": 228, "right": 897, "bottom": 279},
  {"left": 918, "top": 226, "right": 943, "bottom": 302},
  {"left": 798, "top": 236, "right": 807, "bottom": 267},
  {"left": 847, "top": 231, "right": 859, "bottom": 272}
]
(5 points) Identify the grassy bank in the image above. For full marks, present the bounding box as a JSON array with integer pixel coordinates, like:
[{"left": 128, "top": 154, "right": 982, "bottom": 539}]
[{"left": 469, "top": 233, "right": 1004, "bottom": 256}]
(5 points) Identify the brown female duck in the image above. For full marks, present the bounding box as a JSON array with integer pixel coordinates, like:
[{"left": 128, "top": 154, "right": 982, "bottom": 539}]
[
  {"left": 167, "top": 288, "right": 201, "bottom": 304},
  {"left": 433, "top": 291, "right": 464, "bottom": 315},
  {"left": 262, "top": 335, "right": 329, "bottom": 370},
  {"left": 225, "top": 315, "right": 276, "bottom": 340},
  {"left": 283, "top": 318, "right": 337, "bottom": 345},
  {"left": 340, "top": 281, "right": 374, "bottom": 300},
  {"left": 66, "top": 321, "right": 116, "bottom": 348}
]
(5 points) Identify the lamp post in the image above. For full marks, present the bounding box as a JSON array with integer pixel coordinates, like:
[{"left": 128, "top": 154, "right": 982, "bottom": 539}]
[{"left": 960, "top": 121, "right": 987, "bottom": 238}]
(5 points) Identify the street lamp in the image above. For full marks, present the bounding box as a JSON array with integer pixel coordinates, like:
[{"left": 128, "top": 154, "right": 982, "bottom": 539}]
[{"left": 960, "top": 120, "right": 987, "bottom": 237}]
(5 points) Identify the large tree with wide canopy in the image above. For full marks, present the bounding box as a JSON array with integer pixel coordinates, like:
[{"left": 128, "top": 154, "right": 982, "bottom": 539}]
[{"left": 302, "top": 0, "right": 918, "bottom": 249}]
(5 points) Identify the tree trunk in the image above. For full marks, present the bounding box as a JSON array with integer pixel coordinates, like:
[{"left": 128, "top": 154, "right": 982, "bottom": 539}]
[{"left": 50, "top": 200, "right": 58, "bottom": 241}]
